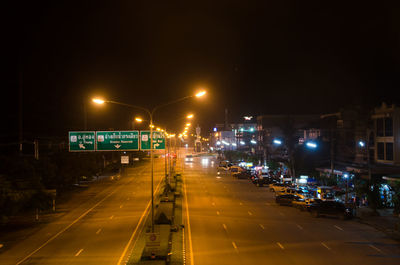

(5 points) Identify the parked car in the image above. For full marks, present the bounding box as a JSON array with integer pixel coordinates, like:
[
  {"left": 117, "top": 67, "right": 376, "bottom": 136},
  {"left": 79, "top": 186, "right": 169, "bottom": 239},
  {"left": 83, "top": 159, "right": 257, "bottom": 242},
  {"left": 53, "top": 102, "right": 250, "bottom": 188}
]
[
  {"left": 292, "top": 197, "right": 314, "bottom": 211},
  {"left": 269, "top": 183, "right": 287, "bottom": 192},
  {"left": 236, "top": 171, "right": 251, "bottom": 179},
  {"left": 275, "top": 194, "right": 299, "bottom": 206},
  {"left": 308, "top": 201, "right": 352, "bottom": 219}
]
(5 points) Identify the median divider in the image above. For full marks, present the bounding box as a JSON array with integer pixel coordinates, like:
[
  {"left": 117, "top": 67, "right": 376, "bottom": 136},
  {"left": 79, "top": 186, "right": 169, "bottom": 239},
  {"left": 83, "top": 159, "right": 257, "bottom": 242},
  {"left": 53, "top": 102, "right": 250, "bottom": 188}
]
[{"left": 126, "top": 173, "right": 184, "bottom": 265}]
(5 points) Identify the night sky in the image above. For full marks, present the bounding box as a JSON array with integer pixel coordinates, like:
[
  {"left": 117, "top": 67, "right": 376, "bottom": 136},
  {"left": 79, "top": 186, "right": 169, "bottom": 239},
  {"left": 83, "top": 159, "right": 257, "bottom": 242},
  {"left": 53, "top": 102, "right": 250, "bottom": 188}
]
[{"left": 4, "top": 1, "right": 400, "bottom": 141}]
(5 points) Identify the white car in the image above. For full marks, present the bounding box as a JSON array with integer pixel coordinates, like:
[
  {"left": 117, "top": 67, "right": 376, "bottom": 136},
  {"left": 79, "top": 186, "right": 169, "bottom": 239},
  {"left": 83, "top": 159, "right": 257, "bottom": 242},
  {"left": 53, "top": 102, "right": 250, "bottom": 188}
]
[{"left": 185, "top": 154, "right": 194, "bottom": 162}]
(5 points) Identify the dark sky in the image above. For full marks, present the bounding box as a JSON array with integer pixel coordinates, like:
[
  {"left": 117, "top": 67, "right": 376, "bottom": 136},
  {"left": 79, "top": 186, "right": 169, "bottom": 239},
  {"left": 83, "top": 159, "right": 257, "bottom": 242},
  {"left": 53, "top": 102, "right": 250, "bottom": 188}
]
[{"left": 4, "top": 0, "right": 400, "bottom": 140}]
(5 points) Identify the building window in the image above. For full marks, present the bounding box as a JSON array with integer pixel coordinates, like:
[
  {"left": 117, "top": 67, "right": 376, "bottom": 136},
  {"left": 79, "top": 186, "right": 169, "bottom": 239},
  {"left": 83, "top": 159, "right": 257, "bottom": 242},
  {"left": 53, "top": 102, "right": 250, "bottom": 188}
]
[
  {"left": 385, "top": 117, "right": 393, "bottom": 136},
  {"left": 386, "top": 143, "right": 394, "bottom": 161},
  {"left": 376, "top": 118, "right": 384, "bottom": 137},
  {"left": 377, "top": 142, "right": 384, "bottom": 160}
]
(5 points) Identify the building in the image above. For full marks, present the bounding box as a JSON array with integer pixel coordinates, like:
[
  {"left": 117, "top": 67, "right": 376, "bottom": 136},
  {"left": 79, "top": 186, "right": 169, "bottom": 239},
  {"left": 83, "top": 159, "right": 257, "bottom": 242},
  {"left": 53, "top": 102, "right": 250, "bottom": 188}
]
[
  {"left": 372, "top": 102, "right": 400, "bottom": 165},
  {"left": 256, "top": 114, "right": 321, "bottom": 163}
]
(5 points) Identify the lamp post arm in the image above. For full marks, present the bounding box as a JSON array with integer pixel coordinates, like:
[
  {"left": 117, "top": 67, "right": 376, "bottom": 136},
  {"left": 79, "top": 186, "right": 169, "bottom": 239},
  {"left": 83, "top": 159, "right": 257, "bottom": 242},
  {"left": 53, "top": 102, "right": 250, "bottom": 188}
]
[
  {"left": 151, "top": 95, "right": 193, "bottom": 116},
  {"left": 107, "top": 100, "right": 152, "bottom": 118}
]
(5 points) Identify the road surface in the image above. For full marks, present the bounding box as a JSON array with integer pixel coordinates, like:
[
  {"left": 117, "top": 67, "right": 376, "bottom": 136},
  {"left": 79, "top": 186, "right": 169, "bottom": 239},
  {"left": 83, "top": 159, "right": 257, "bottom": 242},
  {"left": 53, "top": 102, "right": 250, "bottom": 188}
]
[
  {"left": 0, "top": 159, "right": 165, "bottom": 265},
  {"left": 183, "top": 155, "right": 400, "bottom": 265}
]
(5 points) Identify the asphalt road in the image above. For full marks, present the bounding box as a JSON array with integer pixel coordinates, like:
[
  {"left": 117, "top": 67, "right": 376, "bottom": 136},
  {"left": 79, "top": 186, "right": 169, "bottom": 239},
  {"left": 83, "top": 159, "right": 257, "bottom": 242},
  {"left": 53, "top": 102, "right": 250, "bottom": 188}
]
[
  {"left": 183, "top": 155, "right": 400, "bottom": 265},
  {"left": 0, "top": 158, "right": 165, "bottom": 265}
]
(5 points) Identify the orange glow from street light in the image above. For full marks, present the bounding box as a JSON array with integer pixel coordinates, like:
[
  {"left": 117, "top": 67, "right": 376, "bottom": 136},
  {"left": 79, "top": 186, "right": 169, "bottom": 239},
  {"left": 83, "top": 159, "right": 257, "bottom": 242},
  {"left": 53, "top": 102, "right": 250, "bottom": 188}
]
[
  {"left": 187, "top": 114, "right": 194, "bottom": 119},
  {"left": 186, "top": 123, "right": 191, "bottom": 126},
  {"left": 92, "top": 98, "right": 105, "bottom": 104},
  {"left": 149, "top": 124, "right": 155, "bottom": 128},
  {"left": 156, "top": 127, "right": 161, "bottom": 131},
  {"left": 135, "top": 117, "right": 143, "bottom": 122},
  {"left": 195, "top": 90, "right": 206, "bottom": 98}
]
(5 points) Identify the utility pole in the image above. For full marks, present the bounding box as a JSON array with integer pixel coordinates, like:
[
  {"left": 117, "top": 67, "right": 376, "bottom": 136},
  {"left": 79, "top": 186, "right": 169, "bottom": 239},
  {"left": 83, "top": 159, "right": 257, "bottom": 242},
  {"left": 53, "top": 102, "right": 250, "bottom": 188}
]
[{"left": 19, "top": 68, "right": 23, "bottom": 154}]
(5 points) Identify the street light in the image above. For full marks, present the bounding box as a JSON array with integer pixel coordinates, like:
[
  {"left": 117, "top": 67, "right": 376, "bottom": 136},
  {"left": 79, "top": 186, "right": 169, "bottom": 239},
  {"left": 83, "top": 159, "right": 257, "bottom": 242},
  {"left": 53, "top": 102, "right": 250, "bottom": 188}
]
[
  {"left": 186, "top": 123, "right": 191, "bottom": 126},
  {"left": 273, "top": 139, "right": 282, "bottom": 145},
  {"left": 195, "top": 90, "right": 206, "bottom": 98},
  {"left": 135, "top": 117, "right": 143, "bottom": 123},
  {"left": 92, "top": 98, "right": 105, "bottom": 104},
  {"left": 91, "top": 90, "right": 205, "bottom": 233},
  {"left": 187, "top": 114, "right": 194, "bottom": 119}
]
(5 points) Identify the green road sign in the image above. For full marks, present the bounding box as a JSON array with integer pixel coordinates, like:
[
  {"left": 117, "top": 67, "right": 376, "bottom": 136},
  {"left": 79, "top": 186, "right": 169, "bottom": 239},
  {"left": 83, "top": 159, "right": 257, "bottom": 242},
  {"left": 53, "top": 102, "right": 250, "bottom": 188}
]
[
  {"left": 140, "top": 131, "right": 165, "bottom": 150},
  {"left": 96, "top": 131, "right": 139, "bottom": 151},
  {"left": 69, "top": 131, "right": 96, "bottom": 152}
]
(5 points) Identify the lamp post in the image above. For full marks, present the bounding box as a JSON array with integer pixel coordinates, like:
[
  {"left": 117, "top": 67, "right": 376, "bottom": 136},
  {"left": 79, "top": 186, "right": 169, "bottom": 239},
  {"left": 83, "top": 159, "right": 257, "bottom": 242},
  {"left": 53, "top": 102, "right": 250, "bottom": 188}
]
[{"left": 92, "top": 90, "right": 206, "bottom": 232}]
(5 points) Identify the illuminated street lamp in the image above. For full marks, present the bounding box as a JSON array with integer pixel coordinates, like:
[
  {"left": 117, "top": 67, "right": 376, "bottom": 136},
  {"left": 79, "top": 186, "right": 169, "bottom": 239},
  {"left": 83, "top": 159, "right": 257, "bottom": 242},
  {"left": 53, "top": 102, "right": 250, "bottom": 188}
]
[
  {"left": 186, "top": 123, "right": 191, "bottom": 126},
  {"left": 92, "top": 90, "right": 205, "bottom": 233},
  {"left": 92, "top": 98, "right": 105, "bottom": 104},
  {"left": 187, "top": 114, "right": 194, "bottom": 119},
  {"left": 135, "top": 117, "right": 143, "bottom": 123},
  {"left": 195, "top": 90, "right": 206, "bottom": 98}
]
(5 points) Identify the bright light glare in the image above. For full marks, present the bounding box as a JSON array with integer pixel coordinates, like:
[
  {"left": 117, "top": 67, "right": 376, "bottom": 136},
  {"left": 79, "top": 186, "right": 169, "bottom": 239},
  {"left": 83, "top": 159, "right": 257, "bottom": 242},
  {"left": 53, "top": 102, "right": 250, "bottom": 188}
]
[
  {"left": 358, "top": 141, "right": 365, "bottom": 147},
  {"left": 187, "top": 114, "right": 194, "bottom": 119},
  {"left": 306, "top": 142, "right": 317, "bottom": 148},
  {"left": 186, "top": 123, "right": 191, "bottom": 126},
  {"left": 216, "top": 141, "right": 221, "bottom": 145},
  {"left": 240, "top": 141, "right": 245, "bottom": 145},
  {"left": 250, "top": 139, "right": 257, "bottom": 144},
  {"left": 149, "top": 124, "right": 155, "bottom": 128},
  {"left": 273, "top": 139, "right": 282, "bottom": 145},
  {"left": 195, "top": 91, "right": 206, "bottom": 98},
  {"left": 92, "top": 98, "right": 105, "bottom": 104},
  {"left": 156, "top": 127, "right": 161, "bottom": 131},
  {"left": 232, "top": 143, "right": 237, "bottom": 146},
  {"left": 135, "top": 117, "right": 143, "bottom": 122}
]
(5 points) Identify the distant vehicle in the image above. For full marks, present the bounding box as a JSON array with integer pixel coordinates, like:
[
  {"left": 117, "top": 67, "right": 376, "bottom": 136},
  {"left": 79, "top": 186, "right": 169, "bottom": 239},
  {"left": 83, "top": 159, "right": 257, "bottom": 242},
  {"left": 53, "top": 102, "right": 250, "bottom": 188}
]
[
  {"left": 235, "top": 171, "right": 251, "bottom": 179},
  {"left": 269, "top": 183, "right": 287, "bottom": 193},
  {"left": 308, "top": 201, "right": 352, "bottom": 219},
  {"left": 275, "top": 194, "right": 299, "bottom": 206},
  {"left": 185, "top": 154, "right": 194, "bottom": 162},
  {"left": 292, "top": 197, "right": 314, "bottom": 211},
  {"left": 229, "top": 165, "right": 243, "bottom": 176},
  {"left": 218, "top": 161, "right": 230, "bottom": 171}
]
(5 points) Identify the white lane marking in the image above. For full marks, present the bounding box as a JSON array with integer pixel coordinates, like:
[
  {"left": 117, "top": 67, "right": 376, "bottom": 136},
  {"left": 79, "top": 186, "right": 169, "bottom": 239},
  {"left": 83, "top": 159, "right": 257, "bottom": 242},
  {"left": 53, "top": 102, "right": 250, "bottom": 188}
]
[
  {"left": 279, "top": 212, "right": 285, "bottom": 216},
  {"left": 334, "top": 225, "right": 343, "bottom": 231},
  {"left": 296, "top": 224, "right": 303, "bottom": 230},
  {"left": 369, "top": 244, "right": 384, "bottom": 253},
  {"left": 232, "top": 241, "right": 238, "bottom": 249},
  {"left": 96, "top": 228, "right": 102, "bottom": 234},
  {"left": 259, "top": 224, "right": 265, "bottom": 230},
  {"left": 15, "top": 170, "right": 131, "bottom": 265},
  {"left": 110, "top": 215, "right": 114, "bottom": 220},
  {"left": 239, "top": 202, "right": 243, "bottom": 205},
  {"left": 222, "top": 224, "right": 228, "bottom": 231},
  {"left": 183, "top": 175, "right": 195, "bottom": 265},
  {"left": 277, "top": 242, "right": 285, "bottom": 249},
  {"left": 248, "top": 211, "right": 253, "bottom": 216},
  {"left": 75, "top": 249, "right": 84, "bottom": 257},
  {"left": 120, "top": 205, "right": 123, "bottom": 209},
  {"left": 216, "top": 211, "right": 220, "bottom": 215},
  {"left": 321, "top": 242, "right": 331, "bottom": 250}
]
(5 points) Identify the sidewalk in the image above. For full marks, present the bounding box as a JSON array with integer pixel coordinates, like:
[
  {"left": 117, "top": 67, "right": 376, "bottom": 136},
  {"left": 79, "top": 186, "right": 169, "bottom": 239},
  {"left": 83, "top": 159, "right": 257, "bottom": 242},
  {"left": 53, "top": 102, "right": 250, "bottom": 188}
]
[{"left": 356, "top": 207, "right": 400, "bottom": 241}]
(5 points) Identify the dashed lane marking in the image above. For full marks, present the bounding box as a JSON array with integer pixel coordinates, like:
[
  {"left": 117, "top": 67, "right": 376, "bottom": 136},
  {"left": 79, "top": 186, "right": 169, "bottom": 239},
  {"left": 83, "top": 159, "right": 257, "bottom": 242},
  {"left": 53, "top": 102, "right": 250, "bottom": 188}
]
[
  {"left": 110, "top": 215, "right": 114, "bottom": 220},
  {"left": 369, "top": 244, "right": 384, "bottom": 253},
  {"left": 321, "top": 242, "right": 331, "bottom": 250},
  {"left": 259, "top": 224, "right": 265, "bottom": 230},
  {"left": 120, "top": 205, "right": 123, "bottom": 209},
  {"left": 211, "top": 202, "right": 215, "bottom": 206},
  {"left": 75, "top": 249, "right": 84, "bottom": 257},
  {"left": 232, "top": 241, "right": 238, "bottom": 249},
  {"left": 265, "top": 202, "right": 271, "bottom": 206},
  {"left": 334, "top": 225, "right": 343, "bottom": 231},
  {"left": 216, "top": 211, "right": 220, "bottom": 215},
  {"left": 96, "top": 228, "right": 102, "bottom": 234},
  {"left": 222, "top": 224, "right": 227, "bottom": 231},
  {"left": 296, "top": 224, "right": 303, "bottom": 230},
  {"left": 279, "top": 212, "right": 285, "bottom": 216},
  {"left": 277, "top": 242, "right": 285, "bottom": 250},
  {"left": 239, "top": 202, "right": 243, "bottom": 205},
  {"left": 248, "top": 211, "right": 253, "bottom": 216}
]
